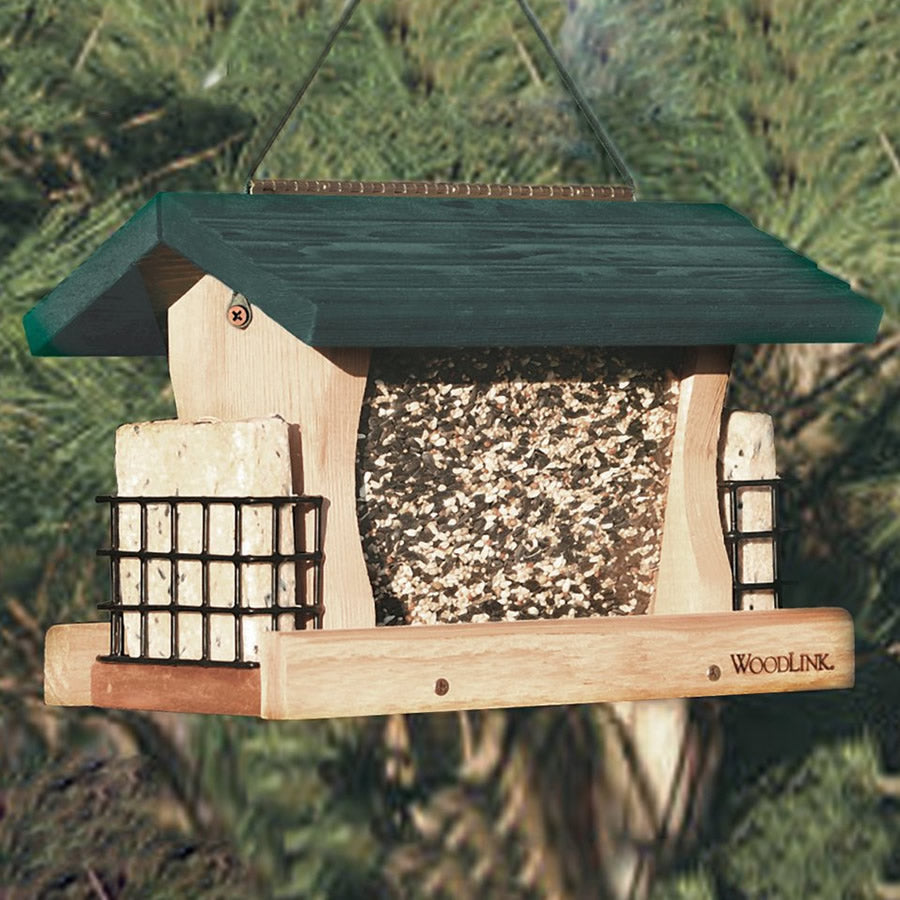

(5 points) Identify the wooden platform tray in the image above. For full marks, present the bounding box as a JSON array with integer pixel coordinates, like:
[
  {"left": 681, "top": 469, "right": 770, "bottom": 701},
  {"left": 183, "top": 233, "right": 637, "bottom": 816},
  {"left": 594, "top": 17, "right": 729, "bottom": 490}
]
[{"left": 45, "top": 609, "right": 854, "bottom": 719}]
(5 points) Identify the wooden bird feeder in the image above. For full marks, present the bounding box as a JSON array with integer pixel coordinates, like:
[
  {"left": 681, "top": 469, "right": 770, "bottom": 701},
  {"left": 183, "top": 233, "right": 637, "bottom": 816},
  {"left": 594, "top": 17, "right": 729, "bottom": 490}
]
[{"left": 25, "top": 177, "right": 882, "bottom": 719}]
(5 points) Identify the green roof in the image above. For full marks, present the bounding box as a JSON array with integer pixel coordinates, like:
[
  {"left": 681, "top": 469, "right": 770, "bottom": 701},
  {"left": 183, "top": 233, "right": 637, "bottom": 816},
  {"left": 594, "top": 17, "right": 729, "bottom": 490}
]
[{"left": 23, "top": 192, "right": 882, "bottom": 356}]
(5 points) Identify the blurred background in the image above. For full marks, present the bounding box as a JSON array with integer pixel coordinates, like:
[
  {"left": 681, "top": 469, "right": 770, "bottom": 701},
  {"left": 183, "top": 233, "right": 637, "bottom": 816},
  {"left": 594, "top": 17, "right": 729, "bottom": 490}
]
[{"left": 0, "top": 1, "right": 897, "bottom": 897}]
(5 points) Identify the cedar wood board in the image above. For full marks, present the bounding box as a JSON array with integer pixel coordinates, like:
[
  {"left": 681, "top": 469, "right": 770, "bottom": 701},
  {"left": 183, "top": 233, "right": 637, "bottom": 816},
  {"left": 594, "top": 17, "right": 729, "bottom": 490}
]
[{"left": 46, "top": 609, "right": 853, "bottom": 719}]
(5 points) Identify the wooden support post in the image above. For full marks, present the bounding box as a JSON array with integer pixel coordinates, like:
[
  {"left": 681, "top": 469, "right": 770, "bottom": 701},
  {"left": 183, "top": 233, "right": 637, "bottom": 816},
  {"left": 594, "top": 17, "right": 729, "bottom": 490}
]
[
  {"left": 604, "top": 408, "right": 778, "bottom": 898},
  {"left": 136, "top": 245, "right": 204, "bottom": 319},
  {"left": 653, "top": 346, "right": 734, "bottom": 615},
  {"left": 167, "top": 275, "right": 374, "bottom": 630}
]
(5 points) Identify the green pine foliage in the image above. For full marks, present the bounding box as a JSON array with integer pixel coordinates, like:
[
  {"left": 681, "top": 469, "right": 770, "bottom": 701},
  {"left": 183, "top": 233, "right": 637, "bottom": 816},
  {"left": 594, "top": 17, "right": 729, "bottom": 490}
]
[
  {"left": 715, "top": 738, "right": 891, "bottom": 899},
  {"left": 188, "top": 716, "right": 399, "bottom": 899},
  {"left": 650, "top": 870, "right": 718, "bottom": 900},
  {"left": 0, "top": 754, "right": 262, "bottom": 898},
  {"left": 561, "top": 0, "right": 899, "bottom": 309},
  {"left": 232, "top": 0, "right": 573, "bottom": 185}
]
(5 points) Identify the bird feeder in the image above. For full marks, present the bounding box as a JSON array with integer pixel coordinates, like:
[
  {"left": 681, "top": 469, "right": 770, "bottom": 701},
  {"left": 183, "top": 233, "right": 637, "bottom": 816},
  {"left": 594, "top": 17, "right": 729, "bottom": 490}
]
[{"left": 26, "top": 178, "right": 882, "bottom": 718}]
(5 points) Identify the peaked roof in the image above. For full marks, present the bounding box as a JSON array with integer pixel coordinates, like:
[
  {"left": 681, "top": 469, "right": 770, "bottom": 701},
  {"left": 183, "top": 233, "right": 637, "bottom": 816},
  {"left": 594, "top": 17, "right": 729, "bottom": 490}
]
[{"left": 23, "top": 191, "right": 882, "bottom": 356}]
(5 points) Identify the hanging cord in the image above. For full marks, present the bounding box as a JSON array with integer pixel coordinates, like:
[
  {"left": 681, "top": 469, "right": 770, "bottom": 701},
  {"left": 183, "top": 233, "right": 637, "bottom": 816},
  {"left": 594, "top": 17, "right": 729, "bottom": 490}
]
[
  {"left": 244, "top": 0, "right": 363, "bottom": 187},
  {"left": 515, "top": 0, "right": 635, "bottom": 190},
  {"left": 244, "top": 0, "right": 636, "bottom": 193}
]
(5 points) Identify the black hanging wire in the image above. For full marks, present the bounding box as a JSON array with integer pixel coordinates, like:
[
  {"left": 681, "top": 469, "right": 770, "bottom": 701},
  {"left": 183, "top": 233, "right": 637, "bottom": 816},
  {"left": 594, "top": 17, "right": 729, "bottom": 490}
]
[
  {"left": 244, "top": 0, "right": 364, "bottom": 187},
  {"left": 244, "top": 0, "right": 636, "bottom": 192},
  {"left": 514, "top": 0, "right": 635, "bottom": 189}
]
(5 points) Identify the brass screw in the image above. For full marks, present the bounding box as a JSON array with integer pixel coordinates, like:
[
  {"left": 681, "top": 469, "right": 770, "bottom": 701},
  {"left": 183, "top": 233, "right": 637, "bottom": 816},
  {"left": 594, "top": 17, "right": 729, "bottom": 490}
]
[
  {"left": 707, "top": 664, "right": 721, "bottom": 682},
  {"left": 227, "top": 304, "right": 251, "bottom": 329},
  {"left": 434, "top": 677, "right": 450, "bottom": 696}
]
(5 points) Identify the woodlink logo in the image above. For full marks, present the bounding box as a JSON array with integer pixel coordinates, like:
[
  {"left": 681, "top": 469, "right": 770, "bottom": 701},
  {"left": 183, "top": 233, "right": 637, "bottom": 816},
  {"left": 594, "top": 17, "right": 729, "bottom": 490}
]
[{"left": 730, "top": 652, "right": 835, "bottom": 675}]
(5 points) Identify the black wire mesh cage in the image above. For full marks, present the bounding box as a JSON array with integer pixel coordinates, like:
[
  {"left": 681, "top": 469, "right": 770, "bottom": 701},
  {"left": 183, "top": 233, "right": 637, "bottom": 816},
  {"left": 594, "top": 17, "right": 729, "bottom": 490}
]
[
  {"left": 96, "top": 495, "right": 324, "bottom": 668},
  {"left": 718, "top": 477, "right": 790, "bottom": 611},
  {"left": 95, "top": 480, "right": 787, "bottom": 669}
]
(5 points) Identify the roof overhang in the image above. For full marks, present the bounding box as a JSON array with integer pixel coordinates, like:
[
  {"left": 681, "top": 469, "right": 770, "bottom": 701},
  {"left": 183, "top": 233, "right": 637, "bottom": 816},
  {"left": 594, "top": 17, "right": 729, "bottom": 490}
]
[{"left": 23, "top": 191, "right": 883, "bottom": 356}]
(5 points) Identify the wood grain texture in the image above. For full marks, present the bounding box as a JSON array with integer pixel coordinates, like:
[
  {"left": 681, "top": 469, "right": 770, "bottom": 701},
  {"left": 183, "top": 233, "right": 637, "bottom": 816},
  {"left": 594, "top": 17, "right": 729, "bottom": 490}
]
[
  {"left": 24, "top": 192, "right": 883, "bottom": 356},
  {"left": 259, "top": 608, "right": 854, "bottom": 720},
  {"left": 652, "top": 347, "right": 734, "bottom": 615},
  {"left": 136, "top": 243, "right": 204, "bottom": 319},
  {"left": 167, "top": 275, "right": 374, "bottom": 630},
  {"left": 91, "top": 660, "right": 260, "bottom": 716},
  {"left": 45, "top": 623, "right": 259, "bottom": 715},
  {"left": 44, "top": 623, "right": 107, "bottom": 706},
  {"left": 45, "top": 610, "right": 854, "bottom": 717}
]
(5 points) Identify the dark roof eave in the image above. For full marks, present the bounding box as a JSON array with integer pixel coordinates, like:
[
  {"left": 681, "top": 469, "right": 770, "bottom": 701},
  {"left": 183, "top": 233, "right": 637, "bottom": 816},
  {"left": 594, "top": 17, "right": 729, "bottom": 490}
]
[
  {"left": 23, "top": 194, "right": 165, "bottom": 355},
  {"left": 23, "top": 192, "right": 884, "bottom": 355}
]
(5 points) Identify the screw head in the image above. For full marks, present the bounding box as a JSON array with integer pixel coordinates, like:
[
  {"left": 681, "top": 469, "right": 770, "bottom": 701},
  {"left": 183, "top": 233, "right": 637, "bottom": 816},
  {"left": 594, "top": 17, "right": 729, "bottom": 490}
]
[
  {"left": 707, "top": 664, "right": 721, "bottom": 682},
  {"left": 227, "top": 304, "right": 251, "bottom": 328},
  {"left": 434, "top": 677, "right": 450, "bottom": 696}
]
